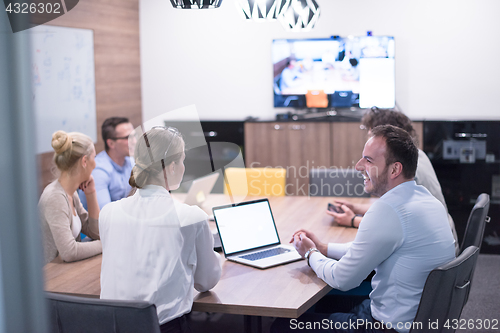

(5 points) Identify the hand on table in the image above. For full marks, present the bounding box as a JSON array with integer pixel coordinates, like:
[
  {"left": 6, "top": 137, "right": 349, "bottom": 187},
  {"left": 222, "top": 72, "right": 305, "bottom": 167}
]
[
  {"left": 326, "top": 203, "right": 355, "bottom": 228},
  {"left": 290, "top": 229, "right": 327, "bottom": 257},
  {"left": 291, "top": 232, "right": 316, "bottom": 258},
  {"left": 334, "top": 199, "right": 370, "bottom": 215}
]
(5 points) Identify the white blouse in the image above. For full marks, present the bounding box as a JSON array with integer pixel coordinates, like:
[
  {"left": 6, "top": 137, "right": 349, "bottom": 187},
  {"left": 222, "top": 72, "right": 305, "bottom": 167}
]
[
  {"left": 99, "top": 185, "right": 222, "bottom": 324},
  {"left": 71, "top": 213, "right": 82, "bottom": 239}
]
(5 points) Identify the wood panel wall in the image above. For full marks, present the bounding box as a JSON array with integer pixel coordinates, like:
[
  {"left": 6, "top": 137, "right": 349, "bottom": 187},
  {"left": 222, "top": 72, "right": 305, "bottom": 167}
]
[
  {"left": 33, "top": 0, "right": 142, "bottom": 193},
  {"left": 412, "top": 121, "right": 424, "bottom": 149},
  {"left": 331, "top": 122, "right": 367, "bottom": 168}
]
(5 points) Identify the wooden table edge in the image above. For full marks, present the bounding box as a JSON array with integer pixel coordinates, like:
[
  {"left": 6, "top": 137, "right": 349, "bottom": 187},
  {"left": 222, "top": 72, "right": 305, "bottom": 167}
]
[
  {"left": 45, "top": 291, "right": 100, "bottom": 299},
  {"left": 192, "top": 285, "right": 333, "bottom": 319}
]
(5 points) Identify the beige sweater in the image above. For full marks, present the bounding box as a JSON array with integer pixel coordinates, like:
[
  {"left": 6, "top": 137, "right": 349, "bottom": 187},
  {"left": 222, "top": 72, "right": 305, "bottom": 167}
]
[{"left": 39, "top": 180, "right": 102, "bottom": 264}]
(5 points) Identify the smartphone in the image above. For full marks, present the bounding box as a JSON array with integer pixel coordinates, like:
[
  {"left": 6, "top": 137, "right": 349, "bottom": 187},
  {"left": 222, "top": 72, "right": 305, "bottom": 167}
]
[{"left": 328, "top": 203, "right": 344, "bottom": 214}]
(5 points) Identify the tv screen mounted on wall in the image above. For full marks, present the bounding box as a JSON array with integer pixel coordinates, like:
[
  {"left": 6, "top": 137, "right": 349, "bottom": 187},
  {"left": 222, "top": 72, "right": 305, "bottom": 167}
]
[{"left": 272, "top": 36, "right": 395, "bottom": 109}]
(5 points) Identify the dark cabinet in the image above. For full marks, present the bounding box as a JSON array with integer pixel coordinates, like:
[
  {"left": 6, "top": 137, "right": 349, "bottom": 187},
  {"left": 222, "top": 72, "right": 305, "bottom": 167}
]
[
  {"left": 423, "top": 121, "right": 500, "bottom": 253},
  {"left": 166, "top": 121, "right": 244, "bottom": 193}
]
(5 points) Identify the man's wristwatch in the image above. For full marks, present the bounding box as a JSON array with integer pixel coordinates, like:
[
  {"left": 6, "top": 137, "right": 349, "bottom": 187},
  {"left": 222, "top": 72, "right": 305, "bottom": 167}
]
[
  {"left": 304, "top": 247, "right": 319, "bottom": 267},
  {"left": 351, "top": 214, "right": 363, "bottom": 228}
]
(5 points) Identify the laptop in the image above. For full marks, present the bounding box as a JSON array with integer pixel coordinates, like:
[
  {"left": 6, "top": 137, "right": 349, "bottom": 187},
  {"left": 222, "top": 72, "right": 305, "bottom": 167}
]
[
  {"left": 213, "top": 199, "right": 303, "bottom": 269},
  {"left": 184, "top": 173, "right": 219, "bottom": 207}
]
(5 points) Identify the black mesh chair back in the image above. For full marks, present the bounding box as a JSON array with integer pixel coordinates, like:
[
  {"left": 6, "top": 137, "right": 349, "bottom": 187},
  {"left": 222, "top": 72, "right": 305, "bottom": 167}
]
[
  {"left": 409, "top": 246, "right": 480, "bottom": 333},
  {"left": 46, "top": 293, "right": 161, "bottom": 333},
  {"left": 309, "top": 168, "right": 370, "bottom": 197},
  {"left": 460, "top": 193, "right": 490, "bottom": 254}
]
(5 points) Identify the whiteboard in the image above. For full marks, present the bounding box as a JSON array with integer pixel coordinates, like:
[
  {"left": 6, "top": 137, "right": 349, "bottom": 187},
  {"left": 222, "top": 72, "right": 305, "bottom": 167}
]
[{"left": 30, "top": 25, "right": 97, "bottom": 154}]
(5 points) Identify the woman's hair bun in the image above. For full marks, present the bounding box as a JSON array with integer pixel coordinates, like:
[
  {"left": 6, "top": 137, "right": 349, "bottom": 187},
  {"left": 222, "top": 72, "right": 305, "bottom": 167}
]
[{"left": 51, "top": 130, "right": 73, "bottom": 154}]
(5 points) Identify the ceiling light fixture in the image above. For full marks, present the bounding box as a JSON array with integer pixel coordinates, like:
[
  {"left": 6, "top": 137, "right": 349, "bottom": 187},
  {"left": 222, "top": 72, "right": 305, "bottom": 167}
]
[
  {"left": 235, "top": 0, "right": 290, "bottom": 21},
  {"left": 170, "top": 0, "right": 223, "bottom": 9},
  {"left": 278, "top": 0, "right": 320, "bottom": 32}
]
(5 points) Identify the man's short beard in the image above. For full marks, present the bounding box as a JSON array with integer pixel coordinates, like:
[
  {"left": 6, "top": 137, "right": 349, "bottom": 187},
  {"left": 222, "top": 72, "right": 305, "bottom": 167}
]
[{"left": 368, "top": 165, "right": 389, "bottom": 197}]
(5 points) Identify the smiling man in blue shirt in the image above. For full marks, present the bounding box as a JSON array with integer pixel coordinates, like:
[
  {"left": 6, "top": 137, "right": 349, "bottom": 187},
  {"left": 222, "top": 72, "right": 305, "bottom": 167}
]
[
  {"left": 79, "top": 117, "right": 135, "bottom": 209},
  {"left": 284, "top": 125, "right": 455, "bottom": 333}
]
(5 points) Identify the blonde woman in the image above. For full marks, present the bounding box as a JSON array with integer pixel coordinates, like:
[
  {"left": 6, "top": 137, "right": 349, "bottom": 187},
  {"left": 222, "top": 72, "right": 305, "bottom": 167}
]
[
  {"left": 39, "top": 131, "right": 101, "bottom": 264},
  {"left": 99, "top": 127, "right": 221, "bottom": 333}
]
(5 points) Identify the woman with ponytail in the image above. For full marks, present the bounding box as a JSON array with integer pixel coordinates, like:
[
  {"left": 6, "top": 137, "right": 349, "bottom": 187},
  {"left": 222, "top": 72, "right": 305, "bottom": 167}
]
[
  {"left": 99, "top": 127, "right": 221, "bottom": 333},
  {"left": 39, "top": 131, "right": 101, "bottom": 264}
]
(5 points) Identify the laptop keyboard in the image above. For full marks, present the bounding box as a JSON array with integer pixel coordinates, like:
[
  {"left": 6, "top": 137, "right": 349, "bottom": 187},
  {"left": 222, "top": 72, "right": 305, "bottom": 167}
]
[{"left": 240, "top": 247, "right": 290, "bottom": 261}]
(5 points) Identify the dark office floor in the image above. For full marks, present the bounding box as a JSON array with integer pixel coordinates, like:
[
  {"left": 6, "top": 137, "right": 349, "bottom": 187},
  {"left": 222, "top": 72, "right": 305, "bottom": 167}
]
[
  {"left": 449, "top": 205, "right": 500, "bottom": 256},
  {"left": 188, "top": 254, "right": 500, "bottom": 333},
  {"left": 457, "top": 254, "right": 500, "bottom": 333},
  {"left": 188, "top": 311, "right": 274, "bottom": 333}
]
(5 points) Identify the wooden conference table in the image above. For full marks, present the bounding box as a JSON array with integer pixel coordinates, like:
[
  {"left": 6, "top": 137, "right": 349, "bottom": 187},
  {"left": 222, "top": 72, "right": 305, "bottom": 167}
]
[{"left": 44, "top": 194, "right": 375, "bottom": 320}]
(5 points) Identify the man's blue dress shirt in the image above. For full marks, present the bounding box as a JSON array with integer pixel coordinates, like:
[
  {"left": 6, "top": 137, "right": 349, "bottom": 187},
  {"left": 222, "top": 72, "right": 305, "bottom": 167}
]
[{"left": 78, "top": 151, "right": 134, "bottom": 209}]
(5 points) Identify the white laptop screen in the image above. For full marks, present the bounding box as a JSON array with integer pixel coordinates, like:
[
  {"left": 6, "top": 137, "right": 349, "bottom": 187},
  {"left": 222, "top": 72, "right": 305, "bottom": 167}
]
[{"left": 214, "top": 200, "right": 280, "bottom": 255}]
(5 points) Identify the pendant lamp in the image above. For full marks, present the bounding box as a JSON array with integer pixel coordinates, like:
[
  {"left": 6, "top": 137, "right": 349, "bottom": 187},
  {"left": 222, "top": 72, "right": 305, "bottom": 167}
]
[
  {"left": 236, "top": 0, "right": 290, "bottom": 21},
  {"left": 278, "top": 0, "right": 320, "bottom": 31},
  {"left": 170, "top": 0, "right": 223, "bottom": 9}
]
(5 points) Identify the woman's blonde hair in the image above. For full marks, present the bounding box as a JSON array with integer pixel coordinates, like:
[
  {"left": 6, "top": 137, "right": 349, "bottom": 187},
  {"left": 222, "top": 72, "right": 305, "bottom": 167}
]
[
  {"left": 51, "top": 130, "right": 94, "bottom": 172},
  {"left": 129, "top": 127, "right": 184, "bottom": 189}
]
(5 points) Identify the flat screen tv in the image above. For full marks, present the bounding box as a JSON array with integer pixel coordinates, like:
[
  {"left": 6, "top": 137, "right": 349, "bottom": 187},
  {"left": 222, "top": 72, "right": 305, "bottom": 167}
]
[{"left": 272, "top": 36, "right": 395, "bottom": 109}]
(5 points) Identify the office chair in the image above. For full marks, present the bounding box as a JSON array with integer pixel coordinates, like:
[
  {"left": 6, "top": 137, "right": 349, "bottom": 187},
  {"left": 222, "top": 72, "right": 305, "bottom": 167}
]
[
  {"left": 409, "top": 245, "right": 480, "bottom": 333},
  {"left": 309, "top": 168, "right": 369, "bottom": 197},
  {"left": 223, "top": 167, "right": 287, "bottom": 197},
  {"left": 460, "top": 193, "right": 490, "bottom": 254},
  {"left": 46, "top": 292, "right": 161, "bottom": 333}
]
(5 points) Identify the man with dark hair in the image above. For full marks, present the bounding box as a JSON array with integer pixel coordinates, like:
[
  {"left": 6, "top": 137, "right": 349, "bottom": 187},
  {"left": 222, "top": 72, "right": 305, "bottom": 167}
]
[
  {"left": 361, "top": 109, "right": 446, "bottom": 209},
  {"left": 361, "top": 108, "right": 416, "bottom": 138},
  {"left": 101, "top": 117, "right": 131, "bottom": 152},
  {"left": 282, "top": 125, "right": 455, "bottom": 333},
  {"left": 331, "top": 108, "right": 459, "bottom": 254},
  {"left": 79, "top": 117, "right": 135, "bottom": 209}
]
